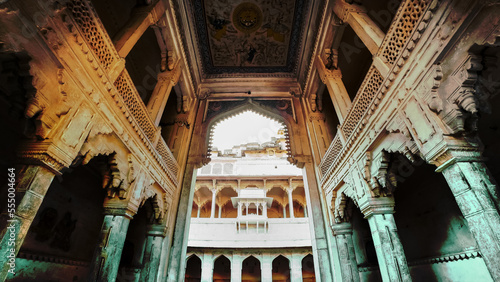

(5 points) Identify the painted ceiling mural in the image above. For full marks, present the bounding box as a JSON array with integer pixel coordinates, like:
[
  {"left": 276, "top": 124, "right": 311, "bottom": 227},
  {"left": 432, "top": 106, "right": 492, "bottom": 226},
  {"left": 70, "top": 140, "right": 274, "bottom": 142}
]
[{"left": 193, "top": 0, "right": 306, "bottom": 74}]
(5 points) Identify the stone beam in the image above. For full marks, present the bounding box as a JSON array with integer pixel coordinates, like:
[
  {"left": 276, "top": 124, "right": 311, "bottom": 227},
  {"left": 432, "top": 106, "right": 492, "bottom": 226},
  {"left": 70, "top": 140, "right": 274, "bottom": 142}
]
[
  {"left": 333, "top": 2, "right": 385, "bottom": 55},
  {"left": 113, "top": 1, "right": 166, "bottom": 58},
  {"left": 316, "top": 56, "right": 352, "bottom": 123}
]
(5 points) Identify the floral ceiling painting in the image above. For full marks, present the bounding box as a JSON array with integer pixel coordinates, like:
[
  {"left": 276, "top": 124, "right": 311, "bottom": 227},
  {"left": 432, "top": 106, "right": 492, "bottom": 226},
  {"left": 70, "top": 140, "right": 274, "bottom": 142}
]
[{"left": 193, "top": 0, "right": 307, "bottom": 74}]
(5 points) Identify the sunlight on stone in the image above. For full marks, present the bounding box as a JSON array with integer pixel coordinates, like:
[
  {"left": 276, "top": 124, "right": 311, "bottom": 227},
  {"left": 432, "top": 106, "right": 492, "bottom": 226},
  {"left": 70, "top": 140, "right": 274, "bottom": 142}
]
[{"left": 211, "top": 111, "right": 283, "bottom": 151}]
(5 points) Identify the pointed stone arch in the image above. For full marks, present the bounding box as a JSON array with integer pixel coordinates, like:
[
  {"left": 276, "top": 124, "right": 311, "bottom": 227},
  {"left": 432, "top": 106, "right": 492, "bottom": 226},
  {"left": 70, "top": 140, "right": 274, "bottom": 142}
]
[
  {"left": 272, "top": 254, "right": 291, "bottom": 281},
  {"left": 185, "top": 254, "right": 202, "bottom": 282},
  {"left": 241, "top": 255, "right": 261, "bottom": 281},
  {"left": 331, "top": 191, "right": 358, "bottom": 224},
  {"left": 202, "top": 98, "right": 295, "bottom": 163},
  {"left": 213, "top": 255, "right": 231, "bottom": 281}
]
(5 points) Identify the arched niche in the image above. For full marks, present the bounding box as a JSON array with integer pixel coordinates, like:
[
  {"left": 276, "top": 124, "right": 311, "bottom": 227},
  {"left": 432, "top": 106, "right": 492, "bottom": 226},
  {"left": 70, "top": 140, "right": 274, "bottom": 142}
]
[
  {"left": 272, "top": 255, "right": 290, "bottom": 281},
  {"left": 216, "top": 187, "right": 238, "bottom": 218},
  {"left": 213, "top": 255, "right": 231, "bottom": 281},
  {"left": 302, "top": 254, "right": 316, "bottom": 282},
  {"left": 267, "top": 187, "right": 288, "bottom": 218},
  {"left": 185, "top": 254, "right": 202, "bottom": 282},
  {"left": 20, "top": 155, "right": 108, "bottom": 281},
  {"left": 198, "top": 99, "right": 299, "bottom": 165},
  {"left": 193, "top": 186, "right": 212, "bottom": 218},
  {"left": 241, "top": 255, "right": 261, "bottom": 282}
]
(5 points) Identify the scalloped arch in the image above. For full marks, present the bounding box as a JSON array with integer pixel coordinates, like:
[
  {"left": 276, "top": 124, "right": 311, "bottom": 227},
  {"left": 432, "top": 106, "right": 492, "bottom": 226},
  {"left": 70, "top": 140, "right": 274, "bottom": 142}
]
[{"left": 205, "top": 99, "right": 292, "bottom": 159}]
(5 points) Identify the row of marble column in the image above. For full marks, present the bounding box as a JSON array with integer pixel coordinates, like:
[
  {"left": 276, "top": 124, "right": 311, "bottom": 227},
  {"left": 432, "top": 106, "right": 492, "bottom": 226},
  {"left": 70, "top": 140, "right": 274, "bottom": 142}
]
[
  {"left": 193, "top": 253, "right": 308, "bottom": 282},
  {"left": 330, "top": 160, "right": 500, "bottom": 281},
  {"left": 196, "top": 188, "right": 307, "bottom": 219}
]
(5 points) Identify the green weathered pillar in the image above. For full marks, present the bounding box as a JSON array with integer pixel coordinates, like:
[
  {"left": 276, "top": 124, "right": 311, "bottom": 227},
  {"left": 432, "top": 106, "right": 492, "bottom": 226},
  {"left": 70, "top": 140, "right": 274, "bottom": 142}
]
[
  {"left": 89, "top": 208, "right": 134, "bottom": 281},
  {"left": 359, "top": 196, "right": 411, "bottom": 282},
  {"left": 332, "top": 222, "right": 360, "bottom": 282},
  {"left": 140, "top": 224, "right": 167, "bottom": 282},
  {"left": 0, "top": 165, "right": 55, "bottom": 281},
  {"left": 438, "top": 161, "right": 500, "bottom": 281}
]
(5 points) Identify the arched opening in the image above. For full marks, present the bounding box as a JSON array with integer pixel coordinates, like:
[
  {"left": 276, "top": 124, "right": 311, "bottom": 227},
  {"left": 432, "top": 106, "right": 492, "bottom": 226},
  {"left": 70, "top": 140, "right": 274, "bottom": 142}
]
[
  {"left": 185, "top": 255, "right": 202, "bottom": 282},
  {"left": 242, "top": 256, "right": 261, "bottom": 282},
  {"left": 272, "top": 255, "right": 290, "bottom": 281},
  {"left": 302, "top": 254, "right": 316, "bottom": 282},
  {"left": 213, "top": 255, "right": 231, "bottom": 281},
  {"left": 292, "top": 200, "right": 305, "bottom": 218},
  {"left": 266, "top": 187, "right": 288, "bottom": 218},
  {"left": 216, "top": 187, "right": 238, "bottom": 218},
  {"left": 193, "top": 186, "right": 212, "bottom": 218},
  {"left": 392, "top": 157, "right": 489, "bottom": 281},
  {"left": 17, "top": 155, "right": 108, "bottom": 281}
]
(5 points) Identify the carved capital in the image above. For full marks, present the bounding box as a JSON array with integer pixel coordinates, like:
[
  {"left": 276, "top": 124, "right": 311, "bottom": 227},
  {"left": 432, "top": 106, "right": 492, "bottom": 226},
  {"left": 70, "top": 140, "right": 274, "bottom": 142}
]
[
  {"left": 17, "top": 140, "right": 74, "bottom": 174},
  {"left": 103, "top": 198, "right": 138, "bottom": 219},
  {"left": 427, "top": 137, "right": 483, "bottom": 171},
  {"left": 331, "top": 222, "right": 353, "bottom": 236},
  {"left": 358, "top": 195, "right": 395, "bottom": 218},
  {"left": 146, "top": 224, "right": 168, "bottom": 237}
]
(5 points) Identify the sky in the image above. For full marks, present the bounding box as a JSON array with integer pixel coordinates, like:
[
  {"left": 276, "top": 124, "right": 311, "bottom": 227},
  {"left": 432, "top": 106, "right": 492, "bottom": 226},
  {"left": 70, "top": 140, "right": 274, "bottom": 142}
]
[{"left": 211, "top": 111, "right": 283, "bottom": 151}]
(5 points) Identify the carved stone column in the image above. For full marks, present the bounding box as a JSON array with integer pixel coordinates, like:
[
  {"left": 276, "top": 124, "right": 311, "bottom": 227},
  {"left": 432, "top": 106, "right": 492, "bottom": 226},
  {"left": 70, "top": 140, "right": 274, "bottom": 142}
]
[
  {"left": 290, "top": 254, "right": 303, "bottom": 282},
  {"left": 140, "top": 224, "right": 167, "bottom": 282},
  {"left": 0, "top": 165, "right": 56, "bottom": 280},
  {"left": 261, "top": 254, "right": 273, "bottom": 282},
  {"left": 331, "top": 223, "right": 360, "bottom": 282},
  {"left": 288, "top": 180, "right": 295, "bottom": 218},
  {"left": 201, "top": 253, "right": 214, "bottom": 282},
  {"left": 166, "top": 163, "right": 197, "bottom": 282},
  {"left": 437, "top": 160, "right": 500, "bottom": 280},
  {"left": 210, "top": 188, "right": 216, "bottom": 218},
  {"left": 315, "top": 60, "right": 352, "bottom": 123},
  {"left": 359, "top": 196, "right": 411, "bottom": 282},
  {"left": 231, "top": 254, "right": 242, "bottom": 282},
  {"left": 147, "top": 70, "right": 180, "bottom": 127},
  {"left": 89, "top": 205, "right": 135, "bottom": 281}
]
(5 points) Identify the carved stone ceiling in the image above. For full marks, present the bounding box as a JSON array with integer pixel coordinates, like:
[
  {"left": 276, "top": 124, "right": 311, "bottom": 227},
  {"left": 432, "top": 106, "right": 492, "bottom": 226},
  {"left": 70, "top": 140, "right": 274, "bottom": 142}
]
[{"left": 190, "top": 0, "right": 308, "bottom": 77}]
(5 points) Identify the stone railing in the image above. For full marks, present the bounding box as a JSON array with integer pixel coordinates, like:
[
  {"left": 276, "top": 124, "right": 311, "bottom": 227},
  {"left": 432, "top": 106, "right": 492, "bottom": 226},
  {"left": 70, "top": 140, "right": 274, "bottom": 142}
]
[
  {"left": 156, "top": 137, "right": 180, "bottom": 180},
  {"left": 377, "top": 0, "right": 432, "bottom": 67},
  {"left": 319, "top": 0, "right": 433, "bottom": 179},
  {"left": 66, "top": 0, "right": 123, "bottom": 78},
  {"left": 65, "top": 0, "right": 179, "bottom": 183},
  {"left": 320, "top": 132, "right": 343, "bottom": 178}
]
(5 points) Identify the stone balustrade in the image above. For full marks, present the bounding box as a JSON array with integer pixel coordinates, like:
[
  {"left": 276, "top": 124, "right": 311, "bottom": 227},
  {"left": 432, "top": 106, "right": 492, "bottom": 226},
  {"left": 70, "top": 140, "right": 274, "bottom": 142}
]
[
  {"left": 319, "top": 0, "right": 434, "bottom": 180},
  {"left": 65, "top": 0, "right": 179, "bottom": 183}
]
